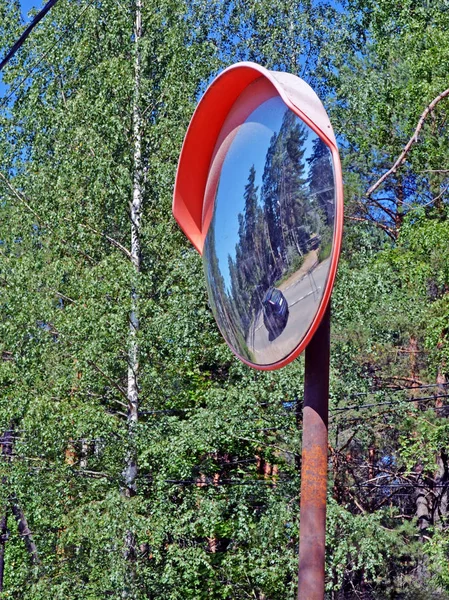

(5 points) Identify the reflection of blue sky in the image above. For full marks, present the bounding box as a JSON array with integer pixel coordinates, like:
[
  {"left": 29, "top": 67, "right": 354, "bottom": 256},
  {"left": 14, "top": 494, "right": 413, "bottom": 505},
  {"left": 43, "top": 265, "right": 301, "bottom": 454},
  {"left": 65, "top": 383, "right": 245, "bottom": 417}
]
[{"left": 212, "top": 96, "right": 318, "bottom": 291}]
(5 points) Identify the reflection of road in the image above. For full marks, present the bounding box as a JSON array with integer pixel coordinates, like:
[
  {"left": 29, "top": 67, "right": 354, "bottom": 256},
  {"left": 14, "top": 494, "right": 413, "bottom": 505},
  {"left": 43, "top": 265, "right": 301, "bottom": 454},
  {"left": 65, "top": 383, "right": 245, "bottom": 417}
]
[{"left": 247, "top": 257, "right": 331, "bottom": 363}]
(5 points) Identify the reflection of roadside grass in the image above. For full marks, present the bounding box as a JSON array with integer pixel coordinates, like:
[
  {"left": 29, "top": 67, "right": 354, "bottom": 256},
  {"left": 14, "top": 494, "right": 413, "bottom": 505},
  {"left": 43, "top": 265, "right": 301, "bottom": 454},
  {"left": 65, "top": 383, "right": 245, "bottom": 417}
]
[
  {"left": 243, "top": 313, "right": 260, "bottom": 363},
  {"left": 274, "top": 254, "right": 304, "bottom": 287},
  {"left": 235, "top": 327, "right": 253, "bottom": 361},
  {"left": 319, "top": 242, "right": 331, "bottom": 261}
]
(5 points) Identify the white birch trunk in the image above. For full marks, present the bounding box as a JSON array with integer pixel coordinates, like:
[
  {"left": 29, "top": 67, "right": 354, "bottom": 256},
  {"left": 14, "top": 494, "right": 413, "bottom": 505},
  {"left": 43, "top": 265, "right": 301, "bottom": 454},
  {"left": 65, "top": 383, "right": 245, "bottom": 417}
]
[
  {"left": 124, "top": 0, "right": 142, "bottom": 498},
  {"left": 122, "top": 3, "right": 142, "bottom": 598}
]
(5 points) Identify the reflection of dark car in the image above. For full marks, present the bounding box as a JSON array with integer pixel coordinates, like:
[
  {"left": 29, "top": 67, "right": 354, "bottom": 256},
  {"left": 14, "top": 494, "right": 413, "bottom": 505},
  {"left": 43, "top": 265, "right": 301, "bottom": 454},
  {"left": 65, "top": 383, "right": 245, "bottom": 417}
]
[
  {"left": 262, "top": 287, "right": 289, "bottom": 340},
  {"left": 308, "top": 234, "right": 321, "bottom": 251}
]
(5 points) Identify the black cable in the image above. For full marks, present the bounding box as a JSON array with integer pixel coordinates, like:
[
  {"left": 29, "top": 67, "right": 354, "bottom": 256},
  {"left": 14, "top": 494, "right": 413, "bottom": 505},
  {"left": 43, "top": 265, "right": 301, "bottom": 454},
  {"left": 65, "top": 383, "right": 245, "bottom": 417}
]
[
  {"left": 0, "top": 0, "right": 96, "bottom": 109},
  {"left": 164, "top": 479, "right": 292, "bottom": 487},
  {"left": 0, "top": 0, "right": 60, "bottom": 72},
  {"left": 331, "top": 393, "right": 449, "bottom": 412},
  {"left": 4, "top": 453, "right": 449, "bottom": 493},
  {"left": 347, "top": 382, "right": 449, "bottom": 397},
  {"left": 354, "top": 482, "right": 449, "bottom": 489},
  {"left": 141, "top": 383, "right": 449, "bottom": 417},
  {"left": 329, "top": 403, "right": 449, "bottom": 427}
]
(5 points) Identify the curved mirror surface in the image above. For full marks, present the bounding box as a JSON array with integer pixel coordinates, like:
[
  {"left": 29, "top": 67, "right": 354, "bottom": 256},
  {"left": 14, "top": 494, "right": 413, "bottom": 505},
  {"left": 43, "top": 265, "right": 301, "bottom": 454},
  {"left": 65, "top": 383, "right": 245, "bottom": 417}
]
[{"left": 203, "top": 96, "right": 336, "bottom": 366}]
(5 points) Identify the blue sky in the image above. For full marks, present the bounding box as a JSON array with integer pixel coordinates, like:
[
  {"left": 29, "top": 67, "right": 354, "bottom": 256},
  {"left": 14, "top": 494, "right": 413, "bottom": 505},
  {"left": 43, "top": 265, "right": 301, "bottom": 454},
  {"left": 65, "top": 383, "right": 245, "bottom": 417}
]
[{"left": 19, "top": 0, "right": 39, "bottom": 21}]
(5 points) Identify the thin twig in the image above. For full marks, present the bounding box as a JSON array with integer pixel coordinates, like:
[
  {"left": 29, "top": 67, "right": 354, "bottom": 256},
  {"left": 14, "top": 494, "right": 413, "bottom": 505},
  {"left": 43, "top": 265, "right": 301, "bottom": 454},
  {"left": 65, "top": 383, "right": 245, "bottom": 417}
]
[
  {"left": 345, "top": 214, "right": 396, "bottom": 239},
  {"left": 0, "top": 171, "right": 45, "bottom": 226},
  {"left": 367, "top": 87, "right": 449, "bottom": 197},
  {"left": 87, "top": 360, "right": 128, "bottom": 403},
  {"left": 51, "top": 290, "right": 76, "bottom": 303},
  {"left": 64, "top": 218, "right": 131, "bottom": 260}
]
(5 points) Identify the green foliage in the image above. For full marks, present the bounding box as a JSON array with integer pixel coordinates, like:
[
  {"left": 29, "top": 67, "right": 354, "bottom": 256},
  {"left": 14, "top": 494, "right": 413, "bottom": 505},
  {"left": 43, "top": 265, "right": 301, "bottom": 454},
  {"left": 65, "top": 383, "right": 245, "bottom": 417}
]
[
  {"left": 1, "top": 0, "right": 449, "bottom": 598},
  {"left": 326, "top": 499, "right": 417, "bottom": 596}
]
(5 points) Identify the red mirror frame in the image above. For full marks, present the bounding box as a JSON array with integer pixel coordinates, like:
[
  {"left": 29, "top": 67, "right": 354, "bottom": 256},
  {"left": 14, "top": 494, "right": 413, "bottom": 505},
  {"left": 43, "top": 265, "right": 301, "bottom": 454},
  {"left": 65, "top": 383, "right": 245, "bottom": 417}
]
[{"left": 173, "top": 62, "right": 343, "bottom": 369}]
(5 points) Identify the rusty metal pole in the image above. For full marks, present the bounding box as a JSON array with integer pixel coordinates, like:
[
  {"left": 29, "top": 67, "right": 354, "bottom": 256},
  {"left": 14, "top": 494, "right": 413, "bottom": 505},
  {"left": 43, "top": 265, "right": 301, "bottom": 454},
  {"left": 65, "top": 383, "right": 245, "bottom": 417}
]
[{"left": 297, "top": 303, "right": 330, "bottom": 600}]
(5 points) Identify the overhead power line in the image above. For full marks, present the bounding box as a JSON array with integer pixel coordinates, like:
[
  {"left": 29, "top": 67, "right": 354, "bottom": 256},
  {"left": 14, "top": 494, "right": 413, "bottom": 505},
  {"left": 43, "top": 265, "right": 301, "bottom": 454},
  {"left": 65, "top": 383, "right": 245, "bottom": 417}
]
[
  {"left": 331, "top": 392, "right": 449, "bottom": 412},
  {"left": 0, "top": 0, "right": 96, "bottom": 109},
  {"left": 347, "top": 382, "right": 449, "bottom": 397},
  {"left": 0, "top": 0, "right": 60, "bottom": 72}
]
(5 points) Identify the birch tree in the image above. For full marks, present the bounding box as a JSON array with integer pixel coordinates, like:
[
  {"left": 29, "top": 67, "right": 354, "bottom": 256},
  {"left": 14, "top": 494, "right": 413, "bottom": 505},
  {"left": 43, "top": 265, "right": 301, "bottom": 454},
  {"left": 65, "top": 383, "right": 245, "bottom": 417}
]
[
  {"left": 0, "top": 0, "right": 216, "bottom": 595},
  {"left": 3, "top": 0, "right": 434, "bottom": 598}
]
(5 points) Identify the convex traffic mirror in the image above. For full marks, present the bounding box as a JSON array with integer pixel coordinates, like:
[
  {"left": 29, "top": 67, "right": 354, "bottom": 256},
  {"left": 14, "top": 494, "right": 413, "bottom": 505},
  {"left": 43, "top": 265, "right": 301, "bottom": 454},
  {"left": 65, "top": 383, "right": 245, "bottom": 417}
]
[{"left": 173, "top": 62, "right": 343, "bottom": 370}]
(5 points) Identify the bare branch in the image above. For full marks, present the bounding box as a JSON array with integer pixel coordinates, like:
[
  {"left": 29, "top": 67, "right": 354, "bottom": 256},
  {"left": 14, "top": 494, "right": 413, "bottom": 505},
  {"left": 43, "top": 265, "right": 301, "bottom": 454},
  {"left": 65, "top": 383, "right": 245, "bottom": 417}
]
[
  {"left": 0, "top": 171, "right": 45, "bottom": 226},
  {"left": 72, "top": 469, "right": 112, "bottom": 480},
  {"left": 51, "top": 290, "right": 76, "bottom": 304},
  {"left": 64, "top": 218, "right": 131, "bottom": 260},
  {"left": 347, "top": 488, "right": 367, "bottom": 514},
  {"left": 85, "top": 226, "right": 131, "bottom": 260},
  {"left": 382, "top": 376, "right": 425, "bottom": 387},
  {"left": 87, "top": 360, "right": 129, "bottom": 403},
  {"left": 367, "top": 87, "right": 449, "bottom": 197},
  {"left": 111, "top": 398, "right": 128, "bottom": 409},
  {"left": 345, "top": 215, "right": 396, "bottom": 240},
  {"left": 361, "top": 196, "right": 397, "bottom": 221},
  {"left": 430, "top": 183, "right": 449, "bottom": 205}
]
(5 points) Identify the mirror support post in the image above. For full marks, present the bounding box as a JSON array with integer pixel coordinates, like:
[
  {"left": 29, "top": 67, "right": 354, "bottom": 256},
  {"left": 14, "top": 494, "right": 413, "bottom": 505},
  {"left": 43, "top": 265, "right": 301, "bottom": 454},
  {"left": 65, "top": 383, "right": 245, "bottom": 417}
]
[{"left": 297, "top": 303, "right": 330, "bottom": 600}]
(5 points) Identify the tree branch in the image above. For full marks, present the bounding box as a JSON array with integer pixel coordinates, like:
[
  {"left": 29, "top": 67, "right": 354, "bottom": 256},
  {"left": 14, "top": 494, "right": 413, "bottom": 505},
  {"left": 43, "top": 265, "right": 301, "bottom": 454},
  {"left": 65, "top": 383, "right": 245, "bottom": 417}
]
[
  {"left": 0, "top": 171, "right": 45, "bottom": 227},
  {"left": 345, "top": 215, "right": 396, "bottom": 240},
  {"left": 63, "top": 218, "right": 131, "bottom": 260},
  {"left": 87, "top": 360, "right": 129, "bottom": 403},
  {"left": 0, "top": 172, "right": 96, "bottom": 264},
  {"left": 367, "top": 87, "right": 449, "bottom": 197},
  {"left": 9, "top": 497, "right": 40, "bottom": 565},
  {"left": 51, "top": 290, "right": 76, "bottom": 304}
]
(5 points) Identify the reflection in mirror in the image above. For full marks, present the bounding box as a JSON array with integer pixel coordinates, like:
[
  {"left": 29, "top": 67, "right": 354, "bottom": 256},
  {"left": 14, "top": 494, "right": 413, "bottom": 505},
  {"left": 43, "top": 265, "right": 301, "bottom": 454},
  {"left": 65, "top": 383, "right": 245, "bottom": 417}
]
[{"left": 203, "top": 96, "right": 336, "bottom": 366}]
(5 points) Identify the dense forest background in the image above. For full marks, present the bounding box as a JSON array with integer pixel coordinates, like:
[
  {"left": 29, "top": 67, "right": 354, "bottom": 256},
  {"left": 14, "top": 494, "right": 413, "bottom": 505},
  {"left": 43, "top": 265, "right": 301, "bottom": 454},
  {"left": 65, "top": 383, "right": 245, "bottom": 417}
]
[{"left": 0, "top": 0, "right": 449, "bottom": 598}]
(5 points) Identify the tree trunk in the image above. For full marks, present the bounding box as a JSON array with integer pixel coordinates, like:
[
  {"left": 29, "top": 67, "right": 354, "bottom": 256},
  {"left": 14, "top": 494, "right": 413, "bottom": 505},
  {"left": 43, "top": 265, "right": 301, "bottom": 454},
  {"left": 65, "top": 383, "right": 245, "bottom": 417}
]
[
  {"left": 368, "top": 446, "right": 375, "bottom": 481},
  {"left": 394, "top": 178, "right": 404, "bottom": 232},
  {"left": 9, "top": 498, "right": 40, "bottom": 565},
  {"left": 0, "top": 429, "right": 13, "bottom": 590},
  {"left": 0, "top": 513, "right": 7, "bottom": 592},
  {"left": 122, "top": 1, "right": 143, "bottom": 596},
  {"left": 123, "top": 0, "right": 143, "bottom": 501},
  {"left": 0, "top": 429, "right": 40, "bottom": 572},
  {"left": 415, "top": 481, "right": 431, "bottom": 538},
  {"left": 434, "top": 450, "right": 448, "bottom": 526},
  {"left": 80, "top": 438, "right": 88, "bottom": 469},
  {"left": 434, "top": 370, "right": 448, "bottom": 525},
  {"left": 436, "top": 365, "right": 448, "bottom": 414}
]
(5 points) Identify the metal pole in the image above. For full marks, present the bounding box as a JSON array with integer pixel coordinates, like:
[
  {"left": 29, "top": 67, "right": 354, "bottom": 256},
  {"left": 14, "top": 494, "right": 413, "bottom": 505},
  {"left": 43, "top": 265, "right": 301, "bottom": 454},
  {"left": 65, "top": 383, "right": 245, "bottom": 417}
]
[{"left": 297, "top": 304, "right": 330, "bottom": 600}]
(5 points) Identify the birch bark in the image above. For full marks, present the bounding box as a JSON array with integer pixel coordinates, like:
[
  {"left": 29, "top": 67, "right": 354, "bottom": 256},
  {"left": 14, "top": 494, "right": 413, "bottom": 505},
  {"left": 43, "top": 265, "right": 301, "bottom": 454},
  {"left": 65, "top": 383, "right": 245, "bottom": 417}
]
[
  {"left": 122, "top": 2, "right": 143, "bottom": 596},
  {"left": 0, "top": 513, "right": 7, "bottom": 592},
  {"left": 124, "top": 0, "right": 143, "bottom": 498}
]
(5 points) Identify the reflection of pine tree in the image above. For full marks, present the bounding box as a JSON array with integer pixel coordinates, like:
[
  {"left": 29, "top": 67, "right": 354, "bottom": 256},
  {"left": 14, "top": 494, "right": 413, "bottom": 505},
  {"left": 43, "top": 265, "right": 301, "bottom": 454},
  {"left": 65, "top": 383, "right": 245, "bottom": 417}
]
[
  {"left": 307, "top": 137, "right": 334, "bottom": 226},
  {"left": 244, "top": 165, "right": 259, "bottom": 249},
  {"left": 262, "top": 110, "right": 311, "bottom": 276},
  {"left": 229, "top": 167, "right": 265, "bottom": 335},
  {"left": 262, "top": 133, "right": 282, "bottom": 271},
  {"left": 218, "top": 108, "right": 335, "bottom": 347},
  {"left": 228, "top": 254, "right": 251, "bottom": 336},
  {"left": 204, "top": 225, "right": 243, "bottom": 353},
  {"left": 242, "top": 165, "right": 271, "bottom": 295},
  {"left": 282, "top": 111, "right": 310, "bottom": 259}
]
